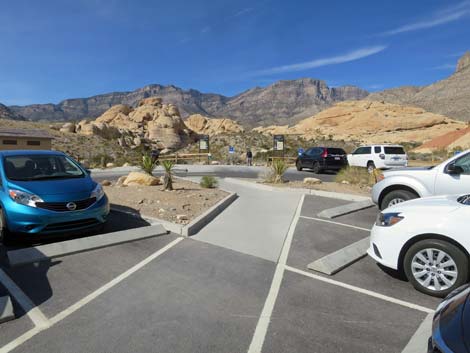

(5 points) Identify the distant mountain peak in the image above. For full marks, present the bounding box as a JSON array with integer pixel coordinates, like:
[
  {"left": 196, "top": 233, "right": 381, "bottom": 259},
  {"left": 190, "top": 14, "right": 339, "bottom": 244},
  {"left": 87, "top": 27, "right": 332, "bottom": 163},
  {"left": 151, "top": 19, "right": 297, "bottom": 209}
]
[{"left": 8, "top": 78, "right": 368, "bottom": 126}]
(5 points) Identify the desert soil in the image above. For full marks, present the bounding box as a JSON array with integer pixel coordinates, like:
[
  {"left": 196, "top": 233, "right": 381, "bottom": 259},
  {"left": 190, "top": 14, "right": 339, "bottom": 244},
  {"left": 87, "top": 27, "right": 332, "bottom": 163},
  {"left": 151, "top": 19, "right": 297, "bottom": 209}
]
[{"left": 104, "top": 179, "right": 228, "bottom": 224}]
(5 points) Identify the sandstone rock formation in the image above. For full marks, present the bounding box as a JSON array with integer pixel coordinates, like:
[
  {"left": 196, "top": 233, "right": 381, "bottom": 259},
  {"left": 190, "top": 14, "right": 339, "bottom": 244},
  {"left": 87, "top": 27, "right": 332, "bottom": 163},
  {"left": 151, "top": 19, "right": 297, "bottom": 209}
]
[
  {"left": 414, "top": 126, "right": 470, "bottom": 153},
  {"left": 185, "top": 114, "right": 244, "bottom": 136},
  {"left": 123, "top": 172, "right": 161, "bottom": 186},
  {"left": 256, "top": 100, "right": 466, "bottom": 145},
  {"left": 368, "top": 52, "right": 470, "bottom": 122}
]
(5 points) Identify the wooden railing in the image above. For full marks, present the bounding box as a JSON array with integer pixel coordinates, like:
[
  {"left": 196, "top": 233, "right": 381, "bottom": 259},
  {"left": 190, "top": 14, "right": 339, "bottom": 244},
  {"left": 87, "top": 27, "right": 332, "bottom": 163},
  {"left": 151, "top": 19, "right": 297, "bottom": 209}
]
[
  {"left": 267, "top": 156, "right": 297, "bottom": 165},
  {"left": 158, "top": 153, "right": 210, "bottom": 164}
]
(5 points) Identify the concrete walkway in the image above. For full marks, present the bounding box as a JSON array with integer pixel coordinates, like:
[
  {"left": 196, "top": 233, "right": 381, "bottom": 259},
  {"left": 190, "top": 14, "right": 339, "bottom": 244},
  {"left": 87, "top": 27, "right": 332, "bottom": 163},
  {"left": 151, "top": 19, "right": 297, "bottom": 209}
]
[{"left": 192, "top": 179, "right": 303, "bottom": 262}]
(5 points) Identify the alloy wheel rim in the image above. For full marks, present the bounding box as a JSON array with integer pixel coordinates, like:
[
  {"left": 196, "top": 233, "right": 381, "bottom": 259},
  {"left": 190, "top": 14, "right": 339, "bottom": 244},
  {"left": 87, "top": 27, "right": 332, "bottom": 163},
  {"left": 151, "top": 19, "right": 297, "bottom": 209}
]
[
  {"left": 387, "top": 198, "right": 405, "bottom": 207},
  {"left": 411, "top": 248, "right": 458, "bottom": 291}
]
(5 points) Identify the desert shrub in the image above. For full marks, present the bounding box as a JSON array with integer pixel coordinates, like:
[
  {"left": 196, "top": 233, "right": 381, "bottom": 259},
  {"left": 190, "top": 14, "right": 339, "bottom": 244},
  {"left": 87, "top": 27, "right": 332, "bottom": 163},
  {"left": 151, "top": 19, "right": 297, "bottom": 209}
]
[
  {"left": 140, "top": 153, "right": 157, "bottom": 175},
  {"left": 335, "top": 166, "right": 378, "bottom": 186},
  {"left": 200, "top": 176, "right": 218, "bottom": 188},
  {"left": 161, "top": 160, "right": 175, "bottom": 190},
  {"left": 266, "top": 159, "right": 288, "bottom": 184}
]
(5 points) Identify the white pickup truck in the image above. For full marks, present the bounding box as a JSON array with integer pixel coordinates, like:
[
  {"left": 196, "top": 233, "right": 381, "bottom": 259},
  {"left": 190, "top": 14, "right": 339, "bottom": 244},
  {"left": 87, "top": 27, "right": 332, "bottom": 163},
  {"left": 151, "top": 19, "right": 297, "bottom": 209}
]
[{"left": 372, "top": 150, "right": 470, "bottom": 210}]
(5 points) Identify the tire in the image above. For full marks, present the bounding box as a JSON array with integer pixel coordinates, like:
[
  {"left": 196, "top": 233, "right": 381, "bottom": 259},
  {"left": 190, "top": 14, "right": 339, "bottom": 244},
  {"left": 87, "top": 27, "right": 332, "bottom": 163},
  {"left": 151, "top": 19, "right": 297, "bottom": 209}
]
[
  {"left": 404, "top": 239, "right": 469, "bottom": 297},
  {"left": 296, "top": 160, "right": 303, "bottom": 171},
  {"left": 367, "top": 161, "right": 376, "bottom": 174},
  {"left": 312, "top": 162, "right": 321, "bottom": 174},
  {"left": 380, "top": 189, "right": 417, "bottom": 210},
  {"left": 0, "top": 208, "right": 11, "bottom": 245}
]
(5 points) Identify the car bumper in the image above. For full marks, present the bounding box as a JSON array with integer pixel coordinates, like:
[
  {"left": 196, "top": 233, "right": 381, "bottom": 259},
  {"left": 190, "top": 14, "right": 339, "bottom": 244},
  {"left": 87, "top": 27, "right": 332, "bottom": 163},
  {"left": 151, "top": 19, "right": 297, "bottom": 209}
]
[
  {"left": 4, "top": 195, "right": 110, "bottom": 234},
  {"left": 367, "top": 224, "right": 406, "bottom": 270}
]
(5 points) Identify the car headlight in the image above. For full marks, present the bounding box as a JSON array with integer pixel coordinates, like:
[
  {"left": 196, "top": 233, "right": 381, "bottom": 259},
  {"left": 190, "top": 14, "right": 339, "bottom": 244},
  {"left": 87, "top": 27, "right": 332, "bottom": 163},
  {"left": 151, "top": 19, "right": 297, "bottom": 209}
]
[
  {"left": 9, "top": 189, "right": 43, "bottom": 207},
  {"left": 90, "top": 183, "right": 105, "bottom": 201},
  {"left": 376, "top": 212, "right": 404, "bottom": 227}
]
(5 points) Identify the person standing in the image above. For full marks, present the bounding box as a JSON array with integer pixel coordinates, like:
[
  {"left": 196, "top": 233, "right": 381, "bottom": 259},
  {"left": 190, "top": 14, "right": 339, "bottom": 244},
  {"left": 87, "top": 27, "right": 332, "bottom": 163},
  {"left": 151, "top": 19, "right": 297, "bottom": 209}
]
[{"left": 246, "top": 149, "right": 253, "bottom": 166}]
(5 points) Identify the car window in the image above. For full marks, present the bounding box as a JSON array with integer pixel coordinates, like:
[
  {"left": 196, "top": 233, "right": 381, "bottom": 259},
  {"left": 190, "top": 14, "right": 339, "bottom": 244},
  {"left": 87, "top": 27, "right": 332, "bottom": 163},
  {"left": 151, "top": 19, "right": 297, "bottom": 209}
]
[
  {"left": 327, "top": 148, "right": 345, "bottom": 155},
  {"left": 4, "top": 155, "right": 84, "bottom": 181},
  {"left": 374, "top": 146, "right": 381, "bottom": 154},
  {"left": 454, "top": 153, "right": 470, "bottom": 175},
  {"left": 355, "top": 147, "right": 371, "bottom": 154},
  {"left": 384, "top": 147, "right": 405, "bottom": 155}
]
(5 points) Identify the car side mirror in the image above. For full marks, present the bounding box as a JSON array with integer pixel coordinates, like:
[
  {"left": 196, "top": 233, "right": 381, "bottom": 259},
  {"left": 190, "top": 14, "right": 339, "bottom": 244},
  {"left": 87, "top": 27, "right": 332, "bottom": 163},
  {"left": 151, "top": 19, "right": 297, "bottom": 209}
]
[
  {"left": 448, "top": 164, "right": 464, "bottom": 175},
  {"left": 85, "top": 169, "right": 91, "bottom": 175}
]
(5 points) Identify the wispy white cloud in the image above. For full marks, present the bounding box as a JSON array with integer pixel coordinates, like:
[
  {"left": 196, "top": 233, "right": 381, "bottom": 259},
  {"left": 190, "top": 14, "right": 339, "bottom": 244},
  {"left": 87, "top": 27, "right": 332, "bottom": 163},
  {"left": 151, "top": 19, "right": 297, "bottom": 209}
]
[
  {"left": 381, "top": 1, "right": 470, "bottom": 36},
  {"left": 431, "top": 63, "right": 456, "bottom": 70},
  {"left": 232, "top": 7, "right": 254, "bottom": 18},
  {"left": 252, "top": 45, "right": 387, "bottom": 76},
  {"left": 201, "top": 26, "right": 211, "bottom": 34}
]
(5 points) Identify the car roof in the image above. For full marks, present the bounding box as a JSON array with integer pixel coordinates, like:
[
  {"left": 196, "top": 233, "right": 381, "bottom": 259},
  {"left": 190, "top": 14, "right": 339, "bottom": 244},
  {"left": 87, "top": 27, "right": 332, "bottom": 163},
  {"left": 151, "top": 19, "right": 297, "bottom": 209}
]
[{"left": 0, "top": 150, "right": 65, "bottom": 157}]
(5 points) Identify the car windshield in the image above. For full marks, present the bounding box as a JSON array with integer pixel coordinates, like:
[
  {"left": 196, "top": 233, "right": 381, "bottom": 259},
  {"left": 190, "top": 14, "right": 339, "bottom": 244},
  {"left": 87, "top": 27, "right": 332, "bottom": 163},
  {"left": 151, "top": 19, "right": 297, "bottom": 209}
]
[
  {"left": 4, "top": 155, "right": 85, "bottom": 181},
  {"left": 384, "top": 147, "right": 405, "bottom": 154}
]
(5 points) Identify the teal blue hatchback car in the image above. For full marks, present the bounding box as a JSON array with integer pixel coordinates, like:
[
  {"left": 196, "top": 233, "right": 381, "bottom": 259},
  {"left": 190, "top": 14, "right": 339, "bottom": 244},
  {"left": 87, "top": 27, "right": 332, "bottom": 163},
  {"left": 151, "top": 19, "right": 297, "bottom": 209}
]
[{"left": 0, "top": 150, "right": 109, "bottom": 242}]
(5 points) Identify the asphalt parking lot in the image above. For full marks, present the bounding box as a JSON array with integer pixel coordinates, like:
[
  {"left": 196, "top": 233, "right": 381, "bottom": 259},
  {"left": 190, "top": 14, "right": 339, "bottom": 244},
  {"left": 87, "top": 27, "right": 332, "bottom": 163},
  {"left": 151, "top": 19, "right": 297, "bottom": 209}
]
[{"left": 0, "top": 193, "right": 439, "bottom": 353}]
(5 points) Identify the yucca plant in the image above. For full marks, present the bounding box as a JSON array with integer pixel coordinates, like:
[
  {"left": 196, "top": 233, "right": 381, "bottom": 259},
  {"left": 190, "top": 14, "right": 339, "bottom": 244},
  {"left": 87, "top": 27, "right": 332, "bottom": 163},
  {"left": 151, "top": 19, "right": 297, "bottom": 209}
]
[
  {"left": 161, "top": 160, "right": 175, "bottom": 190},
  {"left": 140, "top": 153, "right": 157, "bottom": 175},
  {"left": 269, "top": 159, "right": 288, "bottom": 184}
]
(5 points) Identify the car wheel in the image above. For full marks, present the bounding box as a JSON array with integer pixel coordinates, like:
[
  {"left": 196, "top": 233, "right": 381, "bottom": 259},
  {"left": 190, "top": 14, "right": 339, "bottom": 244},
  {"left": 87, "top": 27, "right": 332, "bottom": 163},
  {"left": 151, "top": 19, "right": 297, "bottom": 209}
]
[
  {"left": 367, "top": 161, "right": 376, "bottom": 174},
  {"left": 0, "top": 208, "right": 11, "bottom": 245},
  {"left": 380, "top": 189, "right": 417, "bottom": 210},
  {"left": 312, "top": 162, "right": 321, "bottom": 174},
  {"left": 296, "top": 161, "right": 303, "bottom": 171},
  {"left": 404, "top": 239, "right": 469, "bottom": 297}
]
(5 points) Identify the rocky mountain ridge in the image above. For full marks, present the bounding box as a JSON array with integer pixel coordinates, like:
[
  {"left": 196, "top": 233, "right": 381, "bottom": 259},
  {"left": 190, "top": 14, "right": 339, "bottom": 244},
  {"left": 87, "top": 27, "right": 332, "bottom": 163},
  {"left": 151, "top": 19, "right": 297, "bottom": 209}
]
[
  {"left": 7, "top": 79, "right": 368, "bottom": 127},
  {"left": 368, "top": 52, "right": 470, "bottom": 122}
]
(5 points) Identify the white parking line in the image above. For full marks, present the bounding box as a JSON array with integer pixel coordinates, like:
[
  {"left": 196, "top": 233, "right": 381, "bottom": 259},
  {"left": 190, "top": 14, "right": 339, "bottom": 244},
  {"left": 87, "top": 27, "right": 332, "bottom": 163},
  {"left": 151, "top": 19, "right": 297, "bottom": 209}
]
[
  {"left": 0, "top": 237, "right": 183, "bottom": 353},
  {"left": 0, "top": 268, "right": 50, "bottom": 328},
  {"left": 247, "top": 195, "right": 305, "bottom": 353},
  {"left": 299, "top": 215, "right": 371, "bottom": 232},
  {"left": 285, "top": 265, "right": 434, "bottom": 314}
]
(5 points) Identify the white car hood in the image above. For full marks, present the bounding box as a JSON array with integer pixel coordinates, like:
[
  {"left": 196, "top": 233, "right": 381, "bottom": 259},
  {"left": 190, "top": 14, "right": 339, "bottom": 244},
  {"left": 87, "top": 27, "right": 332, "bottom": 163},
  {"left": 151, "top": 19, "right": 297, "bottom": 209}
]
[{"left": 386, "top": 194, "right": 462, "bottom": 213}]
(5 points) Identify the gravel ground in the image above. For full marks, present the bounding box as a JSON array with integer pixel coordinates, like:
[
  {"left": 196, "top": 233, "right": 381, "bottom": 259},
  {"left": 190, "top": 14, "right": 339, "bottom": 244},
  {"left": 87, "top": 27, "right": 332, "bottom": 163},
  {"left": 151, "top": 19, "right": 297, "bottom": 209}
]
[{"left": 104, "top": 179, "right": 228, "bottom": 224}]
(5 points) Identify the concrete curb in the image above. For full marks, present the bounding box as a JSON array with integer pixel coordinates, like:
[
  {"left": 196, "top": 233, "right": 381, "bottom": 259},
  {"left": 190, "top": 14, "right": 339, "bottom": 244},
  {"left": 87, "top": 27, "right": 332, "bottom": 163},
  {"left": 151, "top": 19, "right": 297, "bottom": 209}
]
[
  {"left": 401, "top": 313, "right": 434, "bottom": 353},
  {"left": 0, "top": 296, "right": 14, "bottom": 324},
  {"left": 7, "top": 224, "right": 168, "bottom": 267},
  {"left": 111, "top": 192, "right": 238, "bottom": 237},
  {"left": 317, "top": 199, "right": 375, "bottom": 219},
  {"left": 224, "top": 177, "right": 370, "bottom": 202},
  {"left": 307, "top": 237, "right": 370, "bottom": 275},
  {"left": 183, "top": 192, "right": 238, "bottom": 236}
]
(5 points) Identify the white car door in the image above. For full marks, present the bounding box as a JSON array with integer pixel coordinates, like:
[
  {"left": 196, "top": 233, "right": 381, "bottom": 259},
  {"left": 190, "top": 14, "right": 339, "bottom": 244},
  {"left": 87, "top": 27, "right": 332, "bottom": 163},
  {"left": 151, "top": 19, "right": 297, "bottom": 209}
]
[{"left": 434, "top": 152, "right": 470, "bottom": 195}]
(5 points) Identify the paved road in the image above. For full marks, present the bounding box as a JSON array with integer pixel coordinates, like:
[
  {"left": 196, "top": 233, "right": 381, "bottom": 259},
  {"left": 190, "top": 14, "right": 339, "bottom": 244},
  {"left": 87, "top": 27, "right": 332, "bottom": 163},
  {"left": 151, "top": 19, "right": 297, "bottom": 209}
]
[{"left": 91, "top": 165, "right": 337, "bottom": 183}]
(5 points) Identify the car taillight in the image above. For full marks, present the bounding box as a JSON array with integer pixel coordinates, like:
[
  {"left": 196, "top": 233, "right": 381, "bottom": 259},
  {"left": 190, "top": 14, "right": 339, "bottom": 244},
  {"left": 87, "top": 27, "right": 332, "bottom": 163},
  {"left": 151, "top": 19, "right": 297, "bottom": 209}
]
[
  {"left": 379, "top": 154, "right": 385, "bottom": 160},
  {"left": 321, "top": 150, "right": 328, "bottom": 158}
]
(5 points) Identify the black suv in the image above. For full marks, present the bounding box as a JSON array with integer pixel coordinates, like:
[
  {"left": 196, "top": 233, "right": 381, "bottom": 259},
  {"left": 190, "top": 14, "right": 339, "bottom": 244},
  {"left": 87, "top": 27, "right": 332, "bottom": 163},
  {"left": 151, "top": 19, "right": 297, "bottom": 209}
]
[{"left": 296, "top": 147, "right": 348, "bottom": 173}]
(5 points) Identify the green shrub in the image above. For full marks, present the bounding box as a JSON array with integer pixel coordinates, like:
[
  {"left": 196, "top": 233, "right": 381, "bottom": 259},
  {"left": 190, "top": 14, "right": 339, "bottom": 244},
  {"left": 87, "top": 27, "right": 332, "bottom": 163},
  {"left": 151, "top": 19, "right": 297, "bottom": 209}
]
[
  {"left": 200, "top": 176, "right": 218, "bottom": 188},
  {"left": 335, "top": 166, "right": 377, "bottom": 186},
  {"left": 267, "top": 159, "right": 288, "bottom": 184},
  {"left": 140, "top": 153, "right": 157, "bottom": 175}
]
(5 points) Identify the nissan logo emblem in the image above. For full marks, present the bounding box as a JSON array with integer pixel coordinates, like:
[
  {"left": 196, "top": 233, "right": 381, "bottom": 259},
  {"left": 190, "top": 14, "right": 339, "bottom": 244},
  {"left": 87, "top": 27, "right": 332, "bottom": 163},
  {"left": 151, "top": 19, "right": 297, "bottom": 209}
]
[{"left": 66, "top": 202, "right": 77, "bottom": 211}]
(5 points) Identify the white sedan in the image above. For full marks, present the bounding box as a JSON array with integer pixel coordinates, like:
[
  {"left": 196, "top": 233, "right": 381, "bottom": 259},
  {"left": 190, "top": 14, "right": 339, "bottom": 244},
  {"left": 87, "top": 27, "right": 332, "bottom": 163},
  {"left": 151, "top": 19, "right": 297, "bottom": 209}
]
[{"left": 368, "top": 194, "right": 470, "bottom": 297}]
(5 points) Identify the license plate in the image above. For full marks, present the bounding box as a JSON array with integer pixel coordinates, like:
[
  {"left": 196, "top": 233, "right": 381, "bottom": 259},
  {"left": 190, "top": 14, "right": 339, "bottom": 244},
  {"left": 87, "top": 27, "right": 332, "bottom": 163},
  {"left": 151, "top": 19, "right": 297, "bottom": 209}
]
[{"left": 335, "top": 157, "right": 341, "bottom": 160}]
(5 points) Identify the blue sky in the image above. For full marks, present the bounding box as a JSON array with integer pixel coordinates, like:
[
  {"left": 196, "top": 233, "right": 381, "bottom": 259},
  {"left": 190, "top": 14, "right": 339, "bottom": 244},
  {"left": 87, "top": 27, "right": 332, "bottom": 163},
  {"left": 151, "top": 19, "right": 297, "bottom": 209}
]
[{"left": 0, "top": 0, "right": 469, "bottom": 105}]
